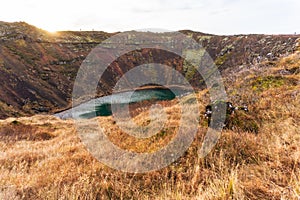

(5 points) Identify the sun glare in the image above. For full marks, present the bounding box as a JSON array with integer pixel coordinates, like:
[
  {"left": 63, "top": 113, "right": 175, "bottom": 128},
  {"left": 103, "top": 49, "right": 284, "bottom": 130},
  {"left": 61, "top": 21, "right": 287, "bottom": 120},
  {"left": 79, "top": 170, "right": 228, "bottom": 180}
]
[
  {"left": 45, "top": 28, "right": 59, "bottom": 34},
  {"left": 39, "top": 24, "right": 61, "bottom": 34}
]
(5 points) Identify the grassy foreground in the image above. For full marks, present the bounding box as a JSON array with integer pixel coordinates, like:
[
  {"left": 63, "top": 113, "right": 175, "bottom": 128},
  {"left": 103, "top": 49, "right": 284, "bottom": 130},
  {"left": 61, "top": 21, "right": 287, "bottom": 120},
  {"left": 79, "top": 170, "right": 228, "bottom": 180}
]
[{"left": 0, "top": 52, "right": 300, "bottom": 199}]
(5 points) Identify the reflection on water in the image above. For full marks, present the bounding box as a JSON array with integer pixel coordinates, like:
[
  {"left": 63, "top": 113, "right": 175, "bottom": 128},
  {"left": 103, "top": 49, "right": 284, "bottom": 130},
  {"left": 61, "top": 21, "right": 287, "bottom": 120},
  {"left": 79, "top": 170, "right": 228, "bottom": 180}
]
[{"left": 55, "top": 88, "right": 188, "bottom": 119}]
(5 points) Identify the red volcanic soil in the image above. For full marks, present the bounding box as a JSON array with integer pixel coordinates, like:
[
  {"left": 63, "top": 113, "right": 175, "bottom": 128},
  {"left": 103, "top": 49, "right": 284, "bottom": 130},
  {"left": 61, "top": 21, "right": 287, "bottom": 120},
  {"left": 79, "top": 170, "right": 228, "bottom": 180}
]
[{"left": 0, "top": 22, "right": 299, "bottom": 118}]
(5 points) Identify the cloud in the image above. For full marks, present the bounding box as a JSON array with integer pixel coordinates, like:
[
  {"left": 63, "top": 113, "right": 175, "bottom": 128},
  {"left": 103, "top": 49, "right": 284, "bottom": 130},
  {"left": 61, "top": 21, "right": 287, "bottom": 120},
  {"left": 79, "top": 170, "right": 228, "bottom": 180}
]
[{"left": 0, "top": 0, "right": 299, "bottom": 34}]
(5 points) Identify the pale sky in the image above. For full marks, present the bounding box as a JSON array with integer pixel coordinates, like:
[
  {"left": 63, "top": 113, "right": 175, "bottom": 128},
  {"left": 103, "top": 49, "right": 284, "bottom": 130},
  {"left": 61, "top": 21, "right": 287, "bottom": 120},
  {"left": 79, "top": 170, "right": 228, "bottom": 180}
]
[{"left": 1, "top": 0, "right": 300, "bottom": 35}]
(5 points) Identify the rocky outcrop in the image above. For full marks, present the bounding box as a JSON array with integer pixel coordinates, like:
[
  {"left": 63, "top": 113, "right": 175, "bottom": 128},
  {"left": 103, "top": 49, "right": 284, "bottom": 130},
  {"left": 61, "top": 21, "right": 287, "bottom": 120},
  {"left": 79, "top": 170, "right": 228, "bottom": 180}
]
[{"left": 0, "top": 22, "right": 299, "bottom": 119}]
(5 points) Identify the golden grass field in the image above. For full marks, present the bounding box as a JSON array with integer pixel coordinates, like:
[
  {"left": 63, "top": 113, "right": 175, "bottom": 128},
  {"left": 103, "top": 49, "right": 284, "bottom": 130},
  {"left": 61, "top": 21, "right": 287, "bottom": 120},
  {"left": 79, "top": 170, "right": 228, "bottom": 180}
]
[{"left": 0, "top": 51, "right": 299, "bottom": 199}]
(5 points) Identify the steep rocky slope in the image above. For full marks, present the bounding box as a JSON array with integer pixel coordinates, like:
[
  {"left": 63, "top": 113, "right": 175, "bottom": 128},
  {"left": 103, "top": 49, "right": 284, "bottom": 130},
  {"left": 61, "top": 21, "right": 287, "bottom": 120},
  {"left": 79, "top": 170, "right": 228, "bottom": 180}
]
[
  {"left": 0, "top": 21, "right": 113, "bottom": 118},
  {"left": 0, "top": 21, "right": 299, "bottom": 118}
]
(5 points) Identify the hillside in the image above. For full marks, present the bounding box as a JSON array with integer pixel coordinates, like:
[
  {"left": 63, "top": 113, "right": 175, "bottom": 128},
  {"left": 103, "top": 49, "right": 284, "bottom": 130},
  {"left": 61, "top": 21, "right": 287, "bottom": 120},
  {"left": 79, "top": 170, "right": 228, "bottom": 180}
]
[
  {"left": 0, "top": 21, "right": 112, "bottom": 118},
  {"left": 0, "top": 48, "right": 299, "bottom": 198},
  {"left": 0, "top": 21, "right": 299, "bottom": 119},
  {"left": 0, "top": 21, "right": 299, "bottom": 199}
]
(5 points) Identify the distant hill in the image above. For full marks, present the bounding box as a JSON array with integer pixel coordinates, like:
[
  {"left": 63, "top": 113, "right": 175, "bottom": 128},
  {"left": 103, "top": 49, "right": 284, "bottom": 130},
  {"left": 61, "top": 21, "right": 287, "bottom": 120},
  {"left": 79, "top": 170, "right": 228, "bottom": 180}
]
[{"left": 0, "top": 21, "right": 299, "bottom": 118}]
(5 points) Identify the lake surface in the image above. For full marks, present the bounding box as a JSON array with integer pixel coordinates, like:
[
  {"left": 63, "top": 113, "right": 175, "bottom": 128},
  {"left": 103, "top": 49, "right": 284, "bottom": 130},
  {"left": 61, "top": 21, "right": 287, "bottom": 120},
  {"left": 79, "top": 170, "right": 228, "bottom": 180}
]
[{"left": 55, "top": 88, "right": 188, "bottom": 119}]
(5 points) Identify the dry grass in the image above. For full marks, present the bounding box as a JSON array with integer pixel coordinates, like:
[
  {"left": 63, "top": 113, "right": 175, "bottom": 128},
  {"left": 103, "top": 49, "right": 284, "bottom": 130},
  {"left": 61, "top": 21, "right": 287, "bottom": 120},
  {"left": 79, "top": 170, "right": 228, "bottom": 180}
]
[{"left": 0, "top": 52, "right": 300, "bottom": 199}]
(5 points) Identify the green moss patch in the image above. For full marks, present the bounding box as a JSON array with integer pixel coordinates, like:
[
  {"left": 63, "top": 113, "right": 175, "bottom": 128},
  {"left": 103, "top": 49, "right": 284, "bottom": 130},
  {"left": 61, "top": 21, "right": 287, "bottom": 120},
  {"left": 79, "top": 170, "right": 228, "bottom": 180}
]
[
  {"left": 251, "top": 76, "right": 296, "bottom": 92},
  {"left": 215, "top": 54, "right": 228, "bottom": 66}
]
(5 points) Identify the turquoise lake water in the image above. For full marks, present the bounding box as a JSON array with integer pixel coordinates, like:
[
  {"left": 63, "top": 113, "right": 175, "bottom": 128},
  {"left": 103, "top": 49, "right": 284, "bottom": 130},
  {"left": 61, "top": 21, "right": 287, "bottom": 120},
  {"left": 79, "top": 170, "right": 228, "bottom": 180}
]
[{"left": 55, "top": 88, "right": 187, "bottom": 119}]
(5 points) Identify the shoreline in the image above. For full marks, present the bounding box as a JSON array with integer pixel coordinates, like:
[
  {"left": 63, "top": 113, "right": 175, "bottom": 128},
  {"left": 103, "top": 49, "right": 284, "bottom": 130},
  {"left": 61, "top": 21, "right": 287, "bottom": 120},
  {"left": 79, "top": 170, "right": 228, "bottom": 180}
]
[{"left": 53, "top": 85, "right": 195, "bottom": 114}]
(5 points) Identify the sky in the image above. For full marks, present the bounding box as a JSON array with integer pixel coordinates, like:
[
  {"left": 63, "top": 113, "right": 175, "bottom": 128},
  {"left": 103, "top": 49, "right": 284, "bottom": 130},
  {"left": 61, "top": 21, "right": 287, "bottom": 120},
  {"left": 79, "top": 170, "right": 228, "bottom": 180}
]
[{"left": 1, "top": 0, "right": 300, "bottom": 35}]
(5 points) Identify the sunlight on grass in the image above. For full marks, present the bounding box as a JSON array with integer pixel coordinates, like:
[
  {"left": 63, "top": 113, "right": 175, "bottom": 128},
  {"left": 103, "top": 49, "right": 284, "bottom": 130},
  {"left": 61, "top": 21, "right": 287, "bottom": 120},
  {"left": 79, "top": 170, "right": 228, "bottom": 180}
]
[{"left": 0, "top": 52, "right": 300, "bottom": 199}]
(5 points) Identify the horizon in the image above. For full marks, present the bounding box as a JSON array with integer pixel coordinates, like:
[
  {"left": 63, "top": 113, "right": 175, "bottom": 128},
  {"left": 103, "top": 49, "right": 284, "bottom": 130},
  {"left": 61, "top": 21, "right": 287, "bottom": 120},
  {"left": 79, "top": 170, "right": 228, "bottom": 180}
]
[
  {"left": 1, "top": 0, "right": 300, "bottom": 35},
  {"left": 2, "top": 20, "right": 300, "bottom": 37}
]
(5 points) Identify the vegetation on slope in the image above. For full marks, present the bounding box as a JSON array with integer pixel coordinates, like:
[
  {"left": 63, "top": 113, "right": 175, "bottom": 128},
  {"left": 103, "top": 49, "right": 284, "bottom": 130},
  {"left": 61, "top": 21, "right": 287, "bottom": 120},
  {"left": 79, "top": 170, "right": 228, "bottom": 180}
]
[
  {"left": 0, "top": 51, "right": 299, "bottom": 199},
  {"left": 0, "top": 21, "right": 299, "bottom": 119}
]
